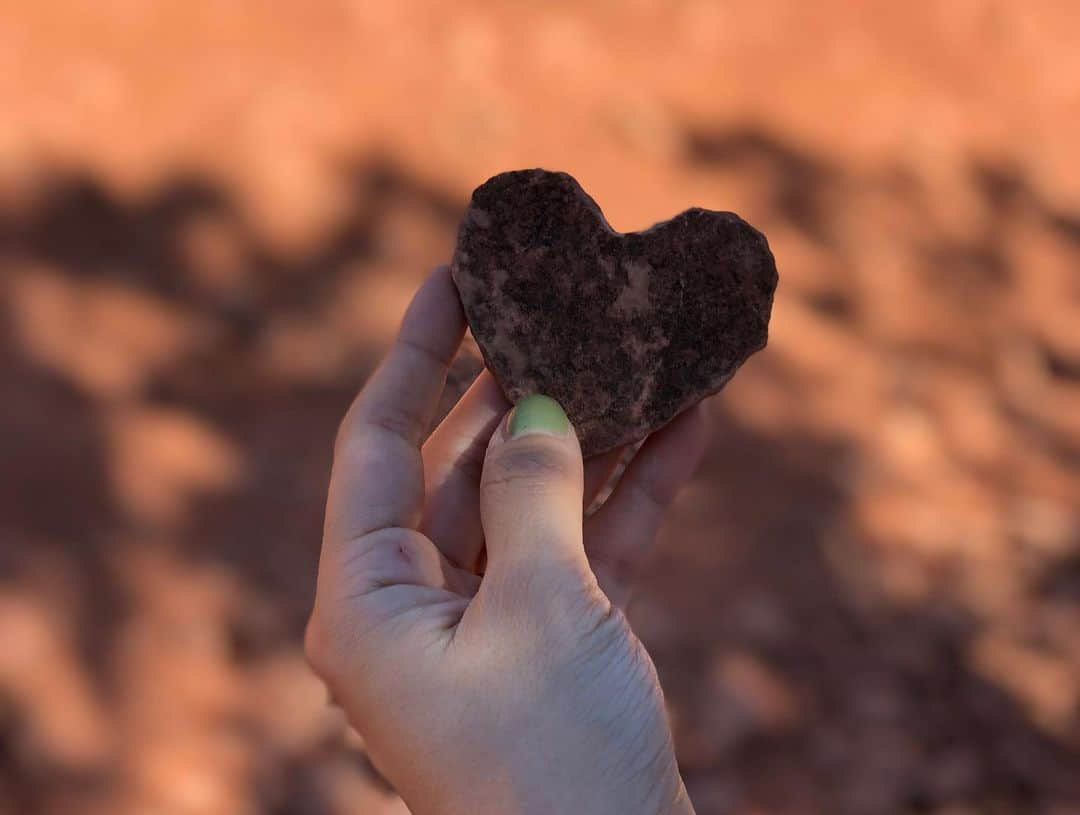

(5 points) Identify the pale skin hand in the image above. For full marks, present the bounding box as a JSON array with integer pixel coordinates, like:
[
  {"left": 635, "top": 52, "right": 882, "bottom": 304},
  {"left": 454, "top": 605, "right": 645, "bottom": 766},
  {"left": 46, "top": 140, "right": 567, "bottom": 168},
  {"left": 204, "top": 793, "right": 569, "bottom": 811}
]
[{"left": 306, "top": 266, "right": 708, "bottom": 815}]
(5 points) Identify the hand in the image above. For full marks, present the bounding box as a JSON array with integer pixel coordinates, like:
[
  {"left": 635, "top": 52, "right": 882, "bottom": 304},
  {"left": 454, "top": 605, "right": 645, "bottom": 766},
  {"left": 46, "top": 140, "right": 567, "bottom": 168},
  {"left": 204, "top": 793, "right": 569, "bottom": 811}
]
[{"left": 306, "top": 266, "right": 709, "bottom": 814}]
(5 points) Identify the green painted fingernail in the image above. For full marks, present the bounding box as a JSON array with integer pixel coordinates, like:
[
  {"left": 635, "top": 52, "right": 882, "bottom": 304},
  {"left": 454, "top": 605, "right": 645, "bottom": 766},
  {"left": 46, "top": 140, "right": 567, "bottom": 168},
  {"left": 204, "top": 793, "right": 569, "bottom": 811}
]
[{"left": 508, "top": 394, "right": 569, "bottom": 438}]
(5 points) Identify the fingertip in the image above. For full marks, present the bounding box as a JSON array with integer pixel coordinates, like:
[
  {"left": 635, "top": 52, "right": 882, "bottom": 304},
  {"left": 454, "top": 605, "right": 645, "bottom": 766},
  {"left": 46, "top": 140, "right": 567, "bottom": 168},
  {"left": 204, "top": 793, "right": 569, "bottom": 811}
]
[
  {"left": 683, "top": 400, "right": 713, "bottom": 459},
  {"left": 671, "top": 405, "right": 710, "bottom": 485},
  {"left": 681, "top": 399, "right": 712, "bottom": 435},
  {"left": 506, "top": 394, "right": 574, "bottom": 441},
  {"left": 696, "top": 398, "right": 715, "bottom": 432},
  {"left": 398, "top": 264, "right": 466, "bottom": 353},
  {"left": 618, "top": 403, "right": 710, "bottom": 510}
]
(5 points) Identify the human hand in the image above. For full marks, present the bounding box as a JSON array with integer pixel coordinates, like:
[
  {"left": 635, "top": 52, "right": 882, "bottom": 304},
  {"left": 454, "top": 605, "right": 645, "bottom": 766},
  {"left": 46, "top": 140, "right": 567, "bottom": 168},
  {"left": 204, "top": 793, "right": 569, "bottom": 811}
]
[{"left": 306, "top": 266, "right": 709, "bottom": 814}]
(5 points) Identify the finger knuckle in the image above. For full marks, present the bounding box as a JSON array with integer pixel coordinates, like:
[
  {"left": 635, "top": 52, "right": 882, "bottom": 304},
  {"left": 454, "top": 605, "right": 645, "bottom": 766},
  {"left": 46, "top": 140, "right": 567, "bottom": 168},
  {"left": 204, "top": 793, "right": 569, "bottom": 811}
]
[
  {"left": 338, "top": 527, "right": 424, "bottom": 590},
  {"left": 333, "top": 406, "right": 363, "bottom": 457},
  {"left": 364, "top": 404, "right": 423, "bottom": 440},
  {"left": 483, "top": 443, "right": 575, "bottom": 491}
]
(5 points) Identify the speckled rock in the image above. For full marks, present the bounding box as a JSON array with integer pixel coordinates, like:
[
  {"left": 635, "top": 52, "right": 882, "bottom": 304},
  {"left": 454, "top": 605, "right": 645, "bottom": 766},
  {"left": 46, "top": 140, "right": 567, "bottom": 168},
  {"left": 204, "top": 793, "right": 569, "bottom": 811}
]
[{"left": 450, "top": 169, "right": 778, "bottom": 456}]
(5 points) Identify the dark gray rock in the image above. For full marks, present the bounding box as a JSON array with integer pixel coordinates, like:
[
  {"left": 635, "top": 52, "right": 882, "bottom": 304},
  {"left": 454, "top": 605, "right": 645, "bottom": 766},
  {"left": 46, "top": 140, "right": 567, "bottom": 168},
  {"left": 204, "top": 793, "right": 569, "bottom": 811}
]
[{"left": 451, "top": 169, "right": 778, "bottom": 456}]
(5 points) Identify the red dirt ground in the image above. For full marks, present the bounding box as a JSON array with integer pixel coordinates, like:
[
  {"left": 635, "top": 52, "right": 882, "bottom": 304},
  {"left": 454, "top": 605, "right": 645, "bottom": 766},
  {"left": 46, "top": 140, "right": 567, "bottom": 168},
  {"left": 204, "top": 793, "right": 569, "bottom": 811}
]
[{"left": 1, "top": 2, "right": 1078, "bottom": 813}]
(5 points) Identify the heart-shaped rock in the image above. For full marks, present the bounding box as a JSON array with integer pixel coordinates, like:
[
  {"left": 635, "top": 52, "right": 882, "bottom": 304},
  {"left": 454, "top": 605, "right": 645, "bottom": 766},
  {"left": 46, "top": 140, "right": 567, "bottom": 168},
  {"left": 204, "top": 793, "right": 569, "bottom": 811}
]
[{"left": 451, "top": 169, "right": 778, "bottom": 456}]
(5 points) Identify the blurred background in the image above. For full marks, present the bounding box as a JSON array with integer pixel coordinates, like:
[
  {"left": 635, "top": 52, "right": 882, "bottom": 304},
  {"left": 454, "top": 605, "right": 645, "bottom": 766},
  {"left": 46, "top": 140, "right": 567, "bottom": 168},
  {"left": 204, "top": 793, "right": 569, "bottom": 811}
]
[{"left": 1, "top": 1, "right": 1078, "bottom": 813}]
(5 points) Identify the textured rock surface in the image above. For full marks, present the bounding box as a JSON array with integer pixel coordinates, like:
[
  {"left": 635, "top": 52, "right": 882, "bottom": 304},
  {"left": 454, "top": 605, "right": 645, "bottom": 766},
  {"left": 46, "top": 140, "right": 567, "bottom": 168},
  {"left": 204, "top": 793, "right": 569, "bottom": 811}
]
[{"left": 451, "top": 169, "right": 778, "bottom": 456}]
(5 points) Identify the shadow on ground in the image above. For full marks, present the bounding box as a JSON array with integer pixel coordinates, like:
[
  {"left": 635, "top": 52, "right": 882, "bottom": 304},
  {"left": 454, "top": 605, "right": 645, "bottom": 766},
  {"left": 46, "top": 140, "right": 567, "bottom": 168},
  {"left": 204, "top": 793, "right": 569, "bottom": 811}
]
[{"left": 1, "top": 128, "right": 1078, "bottom": 813}]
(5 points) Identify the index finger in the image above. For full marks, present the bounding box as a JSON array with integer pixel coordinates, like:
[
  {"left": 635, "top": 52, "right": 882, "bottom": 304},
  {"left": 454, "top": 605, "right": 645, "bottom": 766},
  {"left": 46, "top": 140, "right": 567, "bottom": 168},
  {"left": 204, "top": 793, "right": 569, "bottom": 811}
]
[{"left": 325, "top": 266, "right": 466, "bottom": 546}]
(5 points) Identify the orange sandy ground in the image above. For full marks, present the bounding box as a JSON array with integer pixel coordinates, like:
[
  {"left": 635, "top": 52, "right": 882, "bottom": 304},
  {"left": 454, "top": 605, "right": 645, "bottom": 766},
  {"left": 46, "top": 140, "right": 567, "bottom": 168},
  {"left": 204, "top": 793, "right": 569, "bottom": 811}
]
[{"left": 1, "top": 2, "right": 1078, "bottom": 813}]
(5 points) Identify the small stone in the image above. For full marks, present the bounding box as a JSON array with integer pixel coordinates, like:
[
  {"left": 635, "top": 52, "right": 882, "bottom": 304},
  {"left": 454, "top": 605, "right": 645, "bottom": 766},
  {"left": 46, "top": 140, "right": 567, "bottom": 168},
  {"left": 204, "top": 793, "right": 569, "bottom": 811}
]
[{"left": 451, "top": 169, "right": 778, "bottom": 456}]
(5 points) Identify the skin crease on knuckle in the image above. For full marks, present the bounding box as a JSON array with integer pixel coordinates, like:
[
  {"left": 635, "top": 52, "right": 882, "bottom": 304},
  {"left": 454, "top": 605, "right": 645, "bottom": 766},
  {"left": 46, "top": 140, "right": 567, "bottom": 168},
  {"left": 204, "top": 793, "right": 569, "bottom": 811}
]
[
  {"left": 334, "top": 527, "right": 427, "bottom": 593},
  {"left": 482, "top": 442, "right": 579, "bottom": 494}
]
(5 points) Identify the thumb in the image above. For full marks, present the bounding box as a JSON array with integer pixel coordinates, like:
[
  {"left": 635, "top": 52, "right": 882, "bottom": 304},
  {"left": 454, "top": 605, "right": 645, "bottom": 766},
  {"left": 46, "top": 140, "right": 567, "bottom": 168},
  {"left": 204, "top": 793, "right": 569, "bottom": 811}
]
[{"left": 479, "top": 394, "right": 589, "bottom": 579}]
